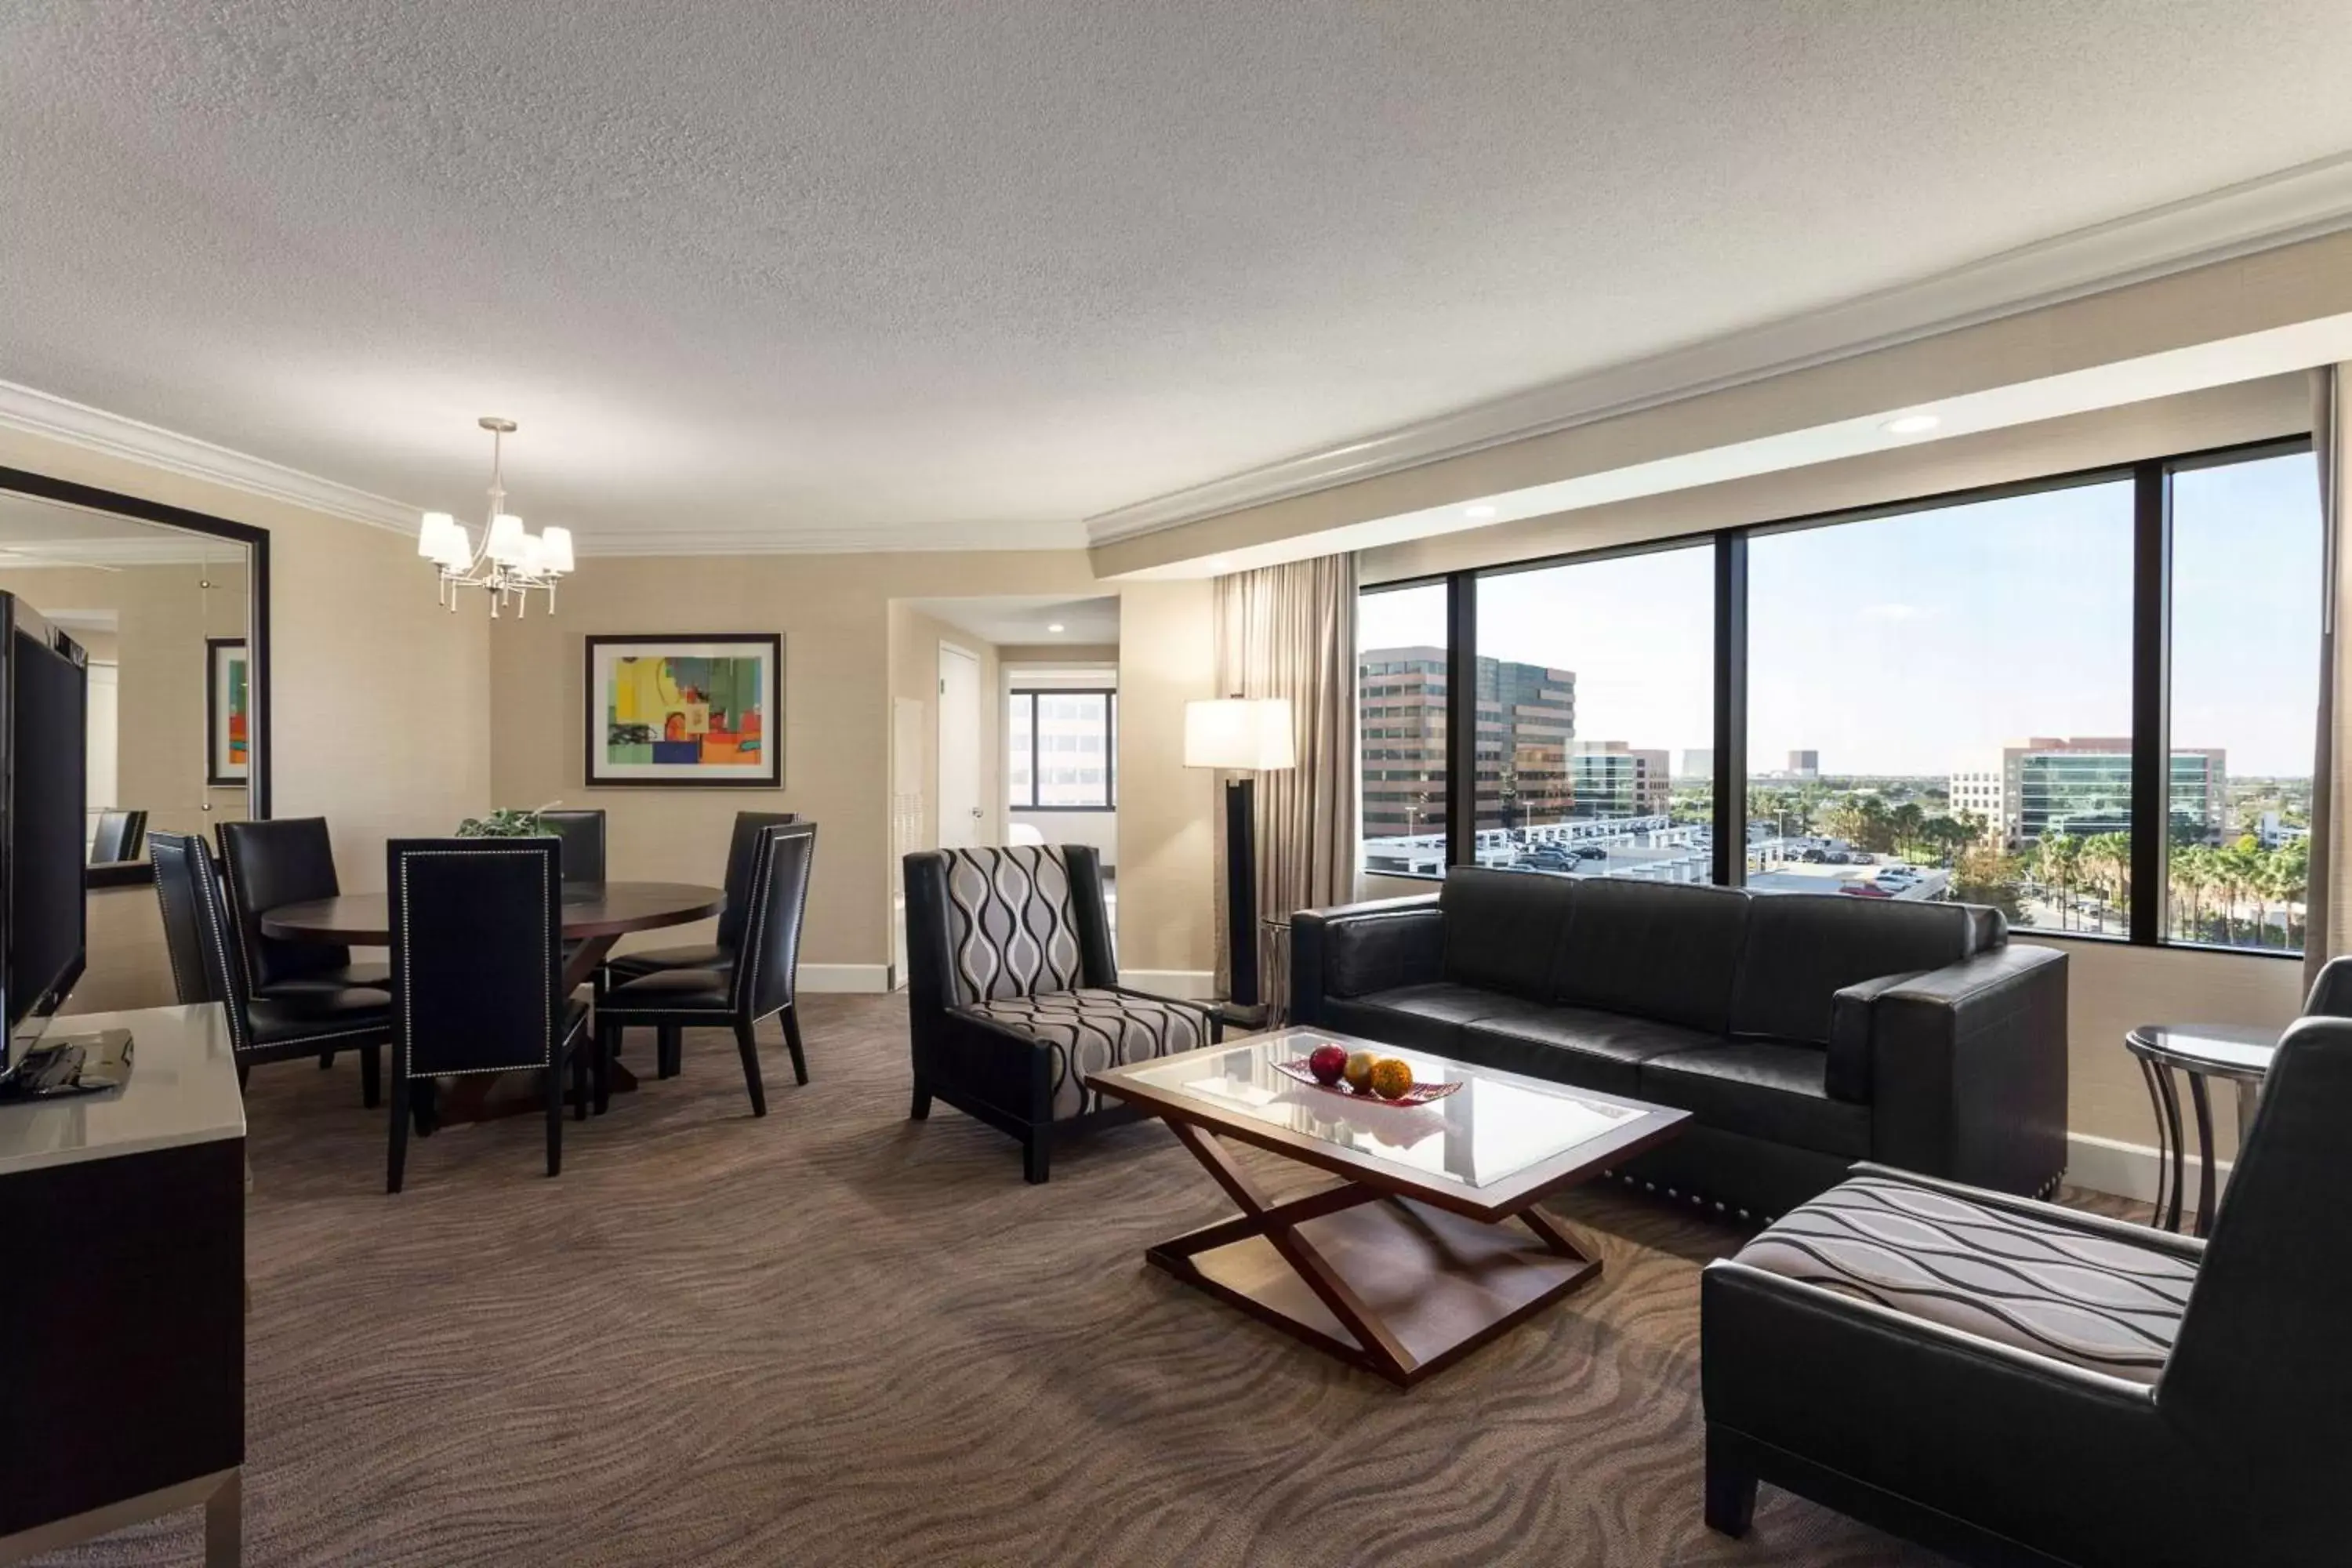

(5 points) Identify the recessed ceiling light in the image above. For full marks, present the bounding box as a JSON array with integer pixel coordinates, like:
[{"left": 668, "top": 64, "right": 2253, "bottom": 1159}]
[
  {"left": 1881, "top": 413, "right": 1940, "bottom": 435},
  {"left": 1047, "top": 622, "right": 1065, "bottom": 633},
  {"left": 1465, "top": 504, "right": 1497, "bottom": 519}
]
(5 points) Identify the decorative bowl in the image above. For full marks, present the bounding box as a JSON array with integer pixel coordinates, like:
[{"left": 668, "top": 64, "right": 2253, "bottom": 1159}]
[{"left": 1272, "top": 1056, "right": 1462, "bottom": 1105}]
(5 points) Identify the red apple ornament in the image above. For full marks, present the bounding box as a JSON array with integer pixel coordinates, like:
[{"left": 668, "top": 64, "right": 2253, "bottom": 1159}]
[{"left": 1307, "top": 1043, "right": 1349, "bottom": 1085}]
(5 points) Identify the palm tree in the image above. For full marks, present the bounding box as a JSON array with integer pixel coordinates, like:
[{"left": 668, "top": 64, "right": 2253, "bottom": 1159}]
[
  {"left": 2171, "top": 844, "right": 2212, "bottom": 942},
  {"left": 2036, "top": 833, "right": 2081, "bottom": 931},
  {"left": 1891, "top": 800, "right": 1925, "bottom": 860},
  {"left": 2083, "top": 833, "right": 2132, "bottom": 934},
  {"left": 2273, "top": 837, "right": 2310, "bottom": 949},
  {"left": 2209, "top": 843, "right": 2250, "bottom": 946}
]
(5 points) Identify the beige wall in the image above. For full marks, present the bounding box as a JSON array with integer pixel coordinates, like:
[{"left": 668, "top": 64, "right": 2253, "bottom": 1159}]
[
  {"left": 486, "top": 551, "right": 1109, "bottom": 979},
  {"left": 0, "top": 561, "right": 252, "bottom": 840},
  {"left": 887, "top": 603, "right": 1004, "bottom": 854},
  {"left": 1109, "top": 580, "right": 1215, "bottom": 984}
]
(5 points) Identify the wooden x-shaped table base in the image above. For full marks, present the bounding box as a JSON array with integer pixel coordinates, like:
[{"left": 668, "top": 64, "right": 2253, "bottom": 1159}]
[{"left": 1144, "top": 1120, "right": 1602, "bottom": 1388}]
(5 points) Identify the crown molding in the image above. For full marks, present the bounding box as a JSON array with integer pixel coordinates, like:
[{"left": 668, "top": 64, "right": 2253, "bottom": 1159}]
[
  {"left": 1086, "top": 152, "right": 2352, "bottom": 545},
  {"left": 569, "top": 518, "right": 1086, "bottom": 557},
  {"left": 0, "top": 379, "right": 420, "bottom": 533}
]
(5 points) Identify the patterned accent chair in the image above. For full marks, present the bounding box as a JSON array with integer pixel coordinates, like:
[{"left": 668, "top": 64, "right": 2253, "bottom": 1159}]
[
  {"left": 1699, "top": 1013, "right": 2352, "bottom": 1566},
  {"left": 904, "top": 844, "right": 1218, "bottom": 1183}
]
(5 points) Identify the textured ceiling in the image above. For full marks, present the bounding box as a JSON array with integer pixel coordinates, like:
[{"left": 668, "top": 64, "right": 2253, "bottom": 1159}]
[{"left": 6, "top": 2, "right": 2352, "bottom": 551}]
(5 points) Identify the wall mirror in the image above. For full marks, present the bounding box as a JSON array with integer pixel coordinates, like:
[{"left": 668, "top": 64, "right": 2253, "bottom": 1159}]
[{"left": 0, "top": 470, "right": 267, "bottom": 885}]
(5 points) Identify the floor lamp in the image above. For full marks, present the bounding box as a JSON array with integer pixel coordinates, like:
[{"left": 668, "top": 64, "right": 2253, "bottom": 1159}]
[{"left": 1183, "top": 696, "right": 1296, "bottom": 1011}]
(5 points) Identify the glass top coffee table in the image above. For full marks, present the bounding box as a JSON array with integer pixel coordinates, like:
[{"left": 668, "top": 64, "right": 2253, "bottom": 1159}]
[{"left": 1088, "top": 1026, "right": 1690, "bottom": 1388}]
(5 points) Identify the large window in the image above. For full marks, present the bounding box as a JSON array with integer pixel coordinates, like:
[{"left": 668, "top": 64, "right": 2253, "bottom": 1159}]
[
  {"left": 2166, "top": 451, "right": 2321, "bottom": 950},
  {"left": 1007, "top": 689, "right": 1116, "bottom": 808},
  {"left": 1352, "top": 436, "right": 2321, "bottom": 957},
  {"left": 1748, "top": 478, "right": 2136, "bottom": 935},
  {"left": 1474, "top": 546, "right": 1715, "bottom": 883},
  {"left": 1358, "top": 582, "right": 1449, "bottom": 876}
]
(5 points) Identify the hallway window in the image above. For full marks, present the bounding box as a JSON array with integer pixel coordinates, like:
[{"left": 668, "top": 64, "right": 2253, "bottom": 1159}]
[{"left": 1008, "top": 689, "right": 1116, "bottom": 808}]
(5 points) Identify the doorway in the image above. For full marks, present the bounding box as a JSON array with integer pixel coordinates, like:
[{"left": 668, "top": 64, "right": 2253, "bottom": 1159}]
[{"left": 937, "top": 643, "right": 982, "bottom": 850}]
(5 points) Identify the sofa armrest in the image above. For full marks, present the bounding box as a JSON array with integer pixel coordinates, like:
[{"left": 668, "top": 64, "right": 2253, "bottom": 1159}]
[
  {"left": 1826, "top": 971, "right": 1926, "bottom": 1103},
  {"left": 1290, "top": 895, "right": 1443, "bottom": 1025},
  {"left": 1866, "top": 943, "right": 2070, "bottom": 1197}
]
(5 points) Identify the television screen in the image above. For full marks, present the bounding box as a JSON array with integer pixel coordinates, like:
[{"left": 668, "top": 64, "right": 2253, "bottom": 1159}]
[{"left": 3, "top": 602, "right": 88, "bottom": 1064}]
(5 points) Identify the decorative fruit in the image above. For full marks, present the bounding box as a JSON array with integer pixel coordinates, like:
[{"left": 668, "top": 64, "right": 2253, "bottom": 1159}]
[
  {"left": 1369, "top": 1057, "right": 1415, "bottom": 1100},
  {"left": 1307, "top": 1043, "right": 1349, "bottom": 1085},
  {"left": 1343, "top": 1051, "right": 1378, "bottom": 1092}
]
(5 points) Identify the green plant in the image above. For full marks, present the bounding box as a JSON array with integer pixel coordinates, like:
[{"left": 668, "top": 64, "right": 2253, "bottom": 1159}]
[{"left": 456, "top": 804, "right": 551, "bottom": 838}]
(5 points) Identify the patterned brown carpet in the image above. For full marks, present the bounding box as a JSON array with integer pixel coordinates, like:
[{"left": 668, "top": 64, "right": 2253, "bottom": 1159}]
[{"left": 42, "top": 994, "right": 2013, "bottom": 1567}]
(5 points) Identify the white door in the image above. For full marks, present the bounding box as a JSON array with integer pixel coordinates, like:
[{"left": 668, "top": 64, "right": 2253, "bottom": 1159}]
[
  {"left": 85, "top": 662, "right": 118, "bottom": 849},
  {"left": 937, "top": 644, "right": 983, "bottom": 849}
]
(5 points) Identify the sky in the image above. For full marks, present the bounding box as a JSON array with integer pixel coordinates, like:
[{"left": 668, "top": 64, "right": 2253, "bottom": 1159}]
[{"left": 1359, "top": 451, "right": 2321, "bottom": 779}]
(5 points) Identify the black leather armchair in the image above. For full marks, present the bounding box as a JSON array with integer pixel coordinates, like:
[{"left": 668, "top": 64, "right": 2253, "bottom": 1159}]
[
  {"left": 597, "top": 820, "right": 816, "bottom": 1115},
  {"left": 904, "top": 844, "right": 1218, "bottom": 1183},
  {"left": 154, "top": 829, "right": 388, "bottom": 1107},
  {"left": 385, "top": 837, "right": 595, "bottom": 1192},
  {"left": 1700, "top": 1014, "right": 2352, "bottom": 1566},
  {"left": 1292, "top": 870, "right": 2068, "bottom": 1218}
]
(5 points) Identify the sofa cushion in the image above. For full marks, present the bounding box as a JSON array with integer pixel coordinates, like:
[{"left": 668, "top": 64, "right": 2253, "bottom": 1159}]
[
  {"left": 1438, "top": 868, "right": 1574, "bottom": 1000},
  {"left": 1730, "top": 1173, "right": 2194, "bottom": 1385},
  {"left": 1319, "top": 981, "right": 1505, "bottom": 1058},
  {"left": 1728, "top": 894, "right": 1978, "bottom": 1046},
  {"left": 1639, "top": 1040, "right": 1870, "bottom": 1159},
  {"left": 1457, "top": 999, "right": 1716, "bottom": 1097},
  {"left": 1551, "top": 880, "right": 1751, "bottom": 1033}
]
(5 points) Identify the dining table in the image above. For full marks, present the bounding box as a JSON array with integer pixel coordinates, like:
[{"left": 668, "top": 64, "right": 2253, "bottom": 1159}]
[{"left": 261, "top": 880, "right": 724, "bottom": 1124}]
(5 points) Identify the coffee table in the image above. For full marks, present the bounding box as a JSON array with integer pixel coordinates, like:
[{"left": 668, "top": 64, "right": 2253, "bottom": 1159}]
[{"left": 1088, "top": 1027, "right": 1690, "bottom": 1388}]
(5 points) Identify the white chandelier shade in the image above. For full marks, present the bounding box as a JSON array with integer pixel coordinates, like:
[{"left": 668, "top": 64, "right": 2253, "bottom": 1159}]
[{"left": 417, "top": 418, "right": 576, "bottom": 616}]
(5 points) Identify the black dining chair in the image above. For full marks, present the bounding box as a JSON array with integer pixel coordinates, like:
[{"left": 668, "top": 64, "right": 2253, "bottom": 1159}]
[
  {"left": 216, "top": 818, "right": 391, "bottom": 998},
  {"left": 538, "top": 808, "right": 607, "bottom": 884},
  {"left": 597, "top": 821, "right": 815, "bottom": 1115},
  {"left": 599, "top": 810, "right": 797, "bottom": 993},
  {"left": 154, "top": 829, "right": 389, "bottom": 1107},
  {"left": 89, "top": 808, "right": 147, "bottom": 865},
  {"left": 386, "top": 837, "right": 597, "bottom": 1194}
]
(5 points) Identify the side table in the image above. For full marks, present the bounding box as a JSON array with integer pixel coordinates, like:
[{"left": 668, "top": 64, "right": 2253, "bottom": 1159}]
[{"left": 2122, "top": 1022, "right": 2276, "bottom": 1237}]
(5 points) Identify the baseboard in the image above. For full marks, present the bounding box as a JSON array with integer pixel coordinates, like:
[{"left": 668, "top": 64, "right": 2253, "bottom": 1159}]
[
  {"left": 798, "top": 964, "right": 893, "bottom": 994},
  {"left": 2066, "top": 1131, "right": 2228, "bottom": 1208},
  {"left": 1123, "top": 969, "right": 1218, "bottom": 1000}
]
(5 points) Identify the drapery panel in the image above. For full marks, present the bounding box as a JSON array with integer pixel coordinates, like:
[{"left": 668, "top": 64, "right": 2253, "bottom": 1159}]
[
  {"left": 2307, "top": 365, "right": 2350, "bottom": 995},
  {"left": 1212, "top": 554, "right": 1358, "bottom": 997}
]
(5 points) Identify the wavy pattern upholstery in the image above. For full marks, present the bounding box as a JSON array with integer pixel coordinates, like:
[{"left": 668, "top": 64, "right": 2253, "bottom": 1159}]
[
  {"left": 1732, "top": 1173, "right": 2192, "bottom": 1383},
  {"left": 940, "top": 846, "right": 1083, "bottom": 1005},
  {"left": 964, "top": 989, "right": 1210, "bottom": 1118}
]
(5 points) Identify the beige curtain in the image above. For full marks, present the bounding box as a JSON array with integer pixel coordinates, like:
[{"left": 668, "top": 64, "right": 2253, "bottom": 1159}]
[
  {"left": 1212, "top": 554, "right": 1359, "bottom": 997},
  {"left": 2307, "top": 365, "right": 2351, "bottom": 996}
]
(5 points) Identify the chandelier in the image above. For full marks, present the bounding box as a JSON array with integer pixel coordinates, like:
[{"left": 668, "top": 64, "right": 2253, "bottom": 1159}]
[{"left": 415, "top": 416, "right": 575, "bottom": 616}]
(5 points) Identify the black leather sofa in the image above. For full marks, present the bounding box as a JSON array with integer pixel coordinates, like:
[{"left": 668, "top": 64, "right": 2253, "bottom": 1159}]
[{"left": 1290, "top": 870, "right": 2068, "bottom": 1218}]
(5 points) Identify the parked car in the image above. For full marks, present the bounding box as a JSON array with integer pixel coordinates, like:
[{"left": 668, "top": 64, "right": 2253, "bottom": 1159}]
[
  {"left": 1800, "top": 849, "right": 1827, "bottom": 863},
  {"left": 1848, "top": 852, "right": 1874, "bottom": 866}
]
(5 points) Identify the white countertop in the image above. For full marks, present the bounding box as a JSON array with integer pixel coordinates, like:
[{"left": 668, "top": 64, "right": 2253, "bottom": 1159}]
[{"left": 0, "top": 1003, "right": 246, "bottom": 1175}]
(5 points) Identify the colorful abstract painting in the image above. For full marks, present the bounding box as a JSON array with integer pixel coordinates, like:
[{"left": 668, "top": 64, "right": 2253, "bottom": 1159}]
[
  {"left": 585, "top": 634, "right": 782, "bottom": 787},
  {"left": 206, "top": 637, "right": 248, "bottom": 786}
]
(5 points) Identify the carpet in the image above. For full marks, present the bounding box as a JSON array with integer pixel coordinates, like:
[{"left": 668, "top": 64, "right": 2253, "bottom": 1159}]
[{"left": 40, "top": 993, "right": 2006, "bottom": 1567}]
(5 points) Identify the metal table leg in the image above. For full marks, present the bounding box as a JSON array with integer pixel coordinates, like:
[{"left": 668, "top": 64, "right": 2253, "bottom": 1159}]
[
  {"left": 2136, "top": 1054, "right": 2187, "bottom": 1232},
  {"left": 2186, "top": 1071, "right": 2218, "bottom": 1239}
]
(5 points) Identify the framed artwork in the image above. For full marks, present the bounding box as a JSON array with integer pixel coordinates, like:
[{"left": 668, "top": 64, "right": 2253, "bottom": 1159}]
[
  {"left": 205, "top": 637, "right": 249, "bottom": 786},
  {"left": 585, "top": 633, "right": 782, "bottom": 789}
]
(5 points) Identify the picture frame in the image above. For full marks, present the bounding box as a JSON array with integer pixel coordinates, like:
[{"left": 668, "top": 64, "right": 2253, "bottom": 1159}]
[
  {"left": 205, "top": 636, "right": 249, "bottom": 787},
  {"left": 584, "top": 633, "right": 782, "bottom": 789}
]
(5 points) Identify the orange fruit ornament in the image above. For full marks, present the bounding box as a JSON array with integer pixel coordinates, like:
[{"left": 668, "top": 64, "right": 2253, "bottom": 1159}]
[
  {"left": 1368, "top": 1058, "right": 1414, "bottom": 1100},
  {"left": 1343, "top": 1051, "right": 1378, "bottom": 1091}
]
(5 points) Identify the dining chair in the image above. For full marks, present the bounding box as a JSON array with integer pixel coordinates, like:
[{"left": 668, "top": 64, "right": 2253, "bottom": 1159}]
[
  {"left": 386, "top": 837, "right": 597, "bottom": 1193},
  {"left": 154, "top": 829, "right": 389, "bottom": 1107},
  {"left": 89, "top": 808, "right": 147, "bottom": 865},
  {"left": 599, "top": 810, "right": 797, "bottom": 993},
  {"left": 538, "top": 808, "right": 607, "bottom": 884},
  {"left": 597, "top": 821, "right": 816, "bottom": 1115},
  {"left": 216, "top": 817, "right": 391, "bottom": 997}
]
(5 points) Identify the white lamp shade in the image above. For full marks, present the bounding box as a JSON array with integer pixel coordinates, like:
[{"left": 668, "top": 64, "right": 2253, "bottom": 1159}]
[
  {"left": 432, "top": 520, "right": 472, "bottom": 568},
  {"left": 517, "top": 532, "right": 548, "bottom": 572},
  {"left": 485, "top": 513, "right": 527, "bottom": 564},
  {"left": 417, "top": 511, "right": 456, "bottom": 558},
  {"left": 1183, "top": 698, "right": 1296, "bottom": 771},
  {"left": 540, "top": 525, "right": 575, "bottom": 573}
]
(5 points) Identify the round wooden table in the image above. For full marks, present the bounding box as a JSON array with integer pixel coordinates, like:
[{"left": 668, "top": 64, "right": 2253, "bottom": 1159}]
[{"left": 263, "top": 880, "right": 724, "bottom": 1123}]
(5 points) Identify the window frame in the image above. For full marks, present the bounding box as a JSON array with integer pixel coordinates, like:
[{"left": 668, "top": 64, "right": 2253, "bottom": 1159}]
[
  {"left": 1352, "top": 432, "right": 2317, "bottom": 960},
  {"left": 1007, "top": 686, "right": 1117, "bottom": 811}
]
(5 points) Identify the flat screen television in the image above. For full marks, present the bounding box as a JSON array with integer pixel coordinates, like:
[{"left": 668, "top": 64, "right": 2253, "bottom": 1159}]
[{"left": 0, "top": 594, "right": 88, "bottom": 1082}]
